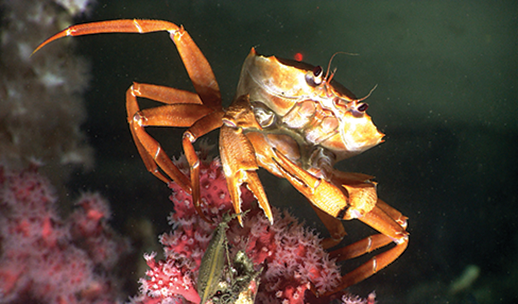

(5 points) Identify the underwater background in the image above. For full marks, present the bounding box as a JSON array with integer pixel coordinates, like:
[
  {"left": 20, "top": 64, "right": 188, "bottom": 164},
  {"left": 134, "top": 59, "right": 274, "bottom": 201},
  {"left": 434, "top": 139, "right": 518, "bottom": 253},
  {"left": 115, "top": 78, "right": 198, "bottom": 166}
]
[{"left": 4, "top": 0, "right": 516, "bottom": 303}]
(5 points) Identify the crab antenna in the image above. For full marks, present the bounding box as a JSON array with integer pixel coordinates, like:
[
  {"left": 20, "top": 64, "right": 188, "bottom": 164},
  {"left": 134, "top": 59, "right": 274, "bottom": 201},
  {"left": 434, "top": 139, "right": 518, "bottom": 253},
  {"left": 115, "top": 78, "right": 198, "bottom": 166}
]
[
  {"left": 324, "top": 51, "right": 359, "bottom": 81},
  {"left": 357, "top": 84, "right": 378, "bottom": 102},
  {"left": 327, "top": 67, "right": 338, "bottom": 84}
]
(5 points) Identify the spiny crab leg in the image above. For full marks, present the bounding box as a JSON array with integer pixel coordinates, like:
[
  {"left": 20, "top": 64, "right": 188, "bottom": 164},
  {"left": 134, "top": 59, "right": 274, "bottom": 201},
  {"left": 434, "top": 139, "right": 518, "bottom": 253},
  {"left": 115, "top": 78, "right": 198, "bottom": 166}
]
[
  {"left": 271, "top": 147, "right": 409, "bottom": 293},
  {"left": 329, "top": 199, "right": 408, "bottom": 262},
  {"left": 321, "top": 208, "right": 409, "bottom": 294},
  {"left": 182, "top": 110, "right": 225, "bottom": 222},
  {"left": 126, "top": 83, "right": 226, "bottom": 223},
  {"left": 34, "top": 19, "right": 221, "bottom": 108},
  {"left": 126, "top": 82, "right": 209, "bottom": 190},
  {"left": 34, "top": 20, "right": 225, "bottom": 222},
  {"left": 128, "top": 85, "right": 226, "bottom": 224}
]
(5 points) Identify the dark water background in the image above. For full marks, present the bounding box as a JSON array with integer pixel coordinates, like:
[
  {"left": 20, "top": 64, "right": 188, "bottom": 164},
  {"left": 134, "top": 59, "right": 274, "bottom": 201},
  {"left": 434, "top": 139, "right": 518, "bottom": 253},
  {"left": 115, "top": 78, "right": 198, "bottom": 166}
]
[{"left": 63, "top": 1, "right": 517, "bottom": 303}]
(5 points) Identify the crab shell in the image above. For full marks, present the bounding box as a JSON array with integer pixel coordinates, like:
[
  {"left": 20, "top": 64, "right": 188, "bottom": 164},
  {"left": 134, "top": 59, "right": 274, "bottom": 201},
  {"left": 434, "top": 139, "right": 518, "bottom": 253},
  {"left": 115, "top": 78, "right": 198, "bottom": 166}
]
[{"left": 236, "top": 48, "right": 384, "bottom": 163}]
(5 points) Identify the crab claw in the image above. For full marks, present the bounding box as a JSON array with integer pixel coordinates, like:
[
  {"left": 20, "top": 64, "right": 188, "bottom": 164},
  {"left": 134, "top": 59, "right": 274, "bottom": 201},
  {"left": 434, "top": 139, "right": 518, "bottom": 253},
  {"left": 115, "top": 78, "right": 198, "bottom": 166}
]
[
  {"left": 271, "top": 148, "right": 344, "bottom": 218},
  {"left": 219, "top": 125, "right": 273, "bottom": 225}
]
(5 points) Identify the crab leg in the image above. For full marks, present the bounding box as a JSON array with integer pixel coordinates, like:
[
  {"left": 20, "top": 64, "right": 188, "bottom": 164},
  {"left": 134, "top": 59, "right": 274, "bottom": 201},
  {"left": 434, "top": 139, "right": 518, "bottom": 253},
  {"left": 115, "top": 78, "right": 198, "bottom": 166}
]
[
  {"left": 376, "top": 198, "right": 409, "bottom": 228},
  {"left": 272, "top": 147, "right": 408, "bottom": 240},
  {"left": 126, "top": 82, "right": 227, "bottom": 222},
  {"left": 319, "top": 208, "right": 409, "bottom": 294},
  {"left": 270, "top": 148, "right": 409, "bottom": 292},
  {"left": 34, "top": 20, "right": 226, "bottom": 221},
  {"left": 315, "top": 234, "right": 405, "bottom": 295},
  {"left": 182, "top": 110, "right": 225, "bottom": 221},
  {"left": 309, "top": 204, "right": 347, "bottom": 249},
  {"left": 126, "top": 83, "right": 212, "bottom": 190},
  {"left": 34, "top": 19, "right": 221, "bottom": 108},
  {"left": 327, "top": 199, "right": 407, "bottom": 262}
]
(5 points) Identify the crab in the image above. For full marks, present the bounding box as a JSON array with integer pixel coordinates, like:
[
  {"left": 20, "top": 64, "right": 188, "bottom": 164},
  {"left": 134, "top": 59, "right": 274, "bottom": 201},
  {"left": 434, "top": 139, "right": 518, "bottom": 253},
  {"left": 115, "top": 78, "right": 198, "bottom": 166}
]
[{"left": 34, "top": 19, "right": 409, "bottom": 294}]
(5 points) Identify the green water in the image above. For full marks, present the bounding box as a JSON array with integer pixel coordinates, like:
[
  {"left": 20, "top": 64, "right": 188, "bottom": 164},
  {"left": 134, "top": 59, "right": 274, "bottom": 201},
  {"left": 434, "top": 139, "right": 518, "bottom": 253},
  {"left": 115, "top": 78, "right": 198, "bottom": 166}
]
[{"left": 66, "top": 1, "right": 517, "bottom": 303}]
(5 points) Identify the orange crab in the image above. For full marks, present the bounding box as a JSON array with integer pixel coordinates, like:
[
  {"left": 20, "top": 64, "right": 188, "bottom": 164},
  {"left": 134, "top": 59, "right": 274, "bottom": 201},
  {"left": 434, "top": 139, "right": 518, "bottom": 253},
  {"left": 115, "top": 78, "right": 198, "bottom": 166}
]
[{"left": 34, "top": 19, "right": 408, "bottom": 294}]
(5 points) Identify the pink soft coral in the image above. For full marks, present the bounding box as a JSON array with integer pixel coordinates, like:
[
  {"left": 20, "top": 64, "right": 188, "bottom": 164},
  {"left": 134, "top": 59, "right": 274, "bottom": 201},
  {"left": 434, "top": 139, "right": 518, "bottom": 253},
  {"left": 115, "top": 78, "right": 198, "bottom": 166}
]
[
  {"left": 0, "top": 165, "right": 130, "bottom": 303},
  {"left": 130, "top": 151, "right": 344, "bottom": 304},
  {"left": 341, "top": 291, "right": 377, "bottom": 304}
]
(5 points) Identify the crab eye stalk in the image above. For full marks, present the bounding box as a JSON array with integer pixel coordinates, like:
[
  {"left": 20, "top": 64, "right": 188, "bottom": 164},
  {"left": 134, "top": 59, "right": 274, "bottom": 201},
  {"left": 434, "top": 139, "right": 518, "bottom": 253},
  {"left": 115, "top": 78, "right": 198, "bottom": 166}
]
[{"left": 305, "top": 65, "right": 324, "bottom": 87}]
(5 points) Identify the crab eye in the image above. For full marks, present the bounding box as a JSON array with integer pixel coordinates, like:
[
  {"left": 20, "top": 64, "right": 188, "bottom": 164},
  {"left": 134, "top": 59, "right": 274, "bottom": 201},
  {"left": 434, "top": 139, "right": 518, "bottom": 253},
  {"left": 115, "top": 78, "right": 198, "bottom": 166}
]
[
  {"left": 306, "top": 66, "right": 323, "bottom": 87},
  {"left": 313, "top": 66, "right": 323, "bottom": 77},
  {"left": 357, "top": 103, "right": 369, "bottom": 112}
]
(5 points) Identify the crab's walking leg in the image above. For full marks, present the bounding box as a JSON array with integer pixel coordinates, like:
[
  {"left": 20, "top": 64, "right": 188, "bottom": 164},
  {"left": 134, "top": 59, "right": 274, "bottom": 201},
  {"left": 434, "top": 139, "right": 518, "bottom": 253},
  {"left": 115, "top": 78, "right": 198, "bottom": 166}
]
[
  {"left": 309, "top": 205, "right": 347, "bottom": 249},
  {"left": 182, "top": 109, "right": 225, "bottom": 221},
  {"left": 270, "top": 148, "right": 409, "bottom": 294},
  {"left": 128, "top": 83, "right": 224, "bottom": 222},
  {"left": 34, "top": 20, "right": 225, "bottom": 221},
  {"left": 320, "top": 204, "right": 409, "bottom": 295},
  {"left": 376, "top": 198, "right": 409, "bottom": 228},
  {"left": 126, "top": 82, "right": 211, "bottom": 191},
  {"left": 34, "top": 19, "right": 221, "bottom": 108},
  {"left": 328, "top": 199, "right": 407, "bottom": 261}
]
